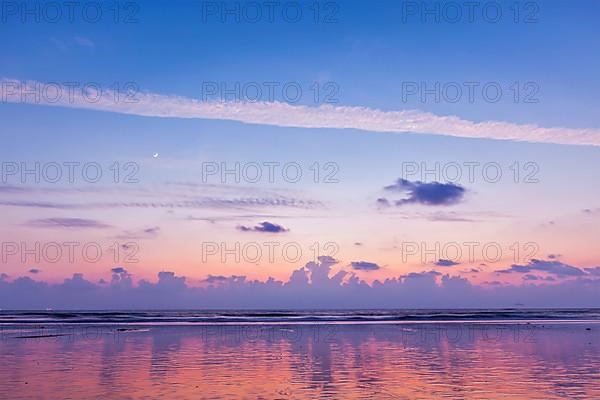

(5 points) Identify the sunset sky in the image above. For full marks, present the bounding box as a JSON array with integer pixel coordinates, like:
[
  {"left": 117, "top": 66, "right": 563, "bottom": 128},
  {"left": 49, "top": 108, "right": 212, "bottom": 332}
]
[{"left": 1, "top": 0, "right": 600, "bottom": 308}]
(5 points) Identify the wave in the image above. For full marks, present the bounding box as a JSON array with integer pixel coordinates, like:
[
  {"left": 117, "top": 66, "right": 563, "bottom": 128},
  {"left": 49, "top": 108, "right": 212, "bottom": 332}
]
[{"left": 1, "top": 309, "right": 600, "bottom": 325}]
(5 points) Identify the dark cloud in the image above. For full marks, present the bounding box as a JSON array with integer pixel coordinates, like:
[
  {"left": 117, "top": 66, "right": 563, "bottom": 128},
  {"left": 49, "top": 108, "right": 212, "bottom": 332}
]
[
  {"left": 497, "top": 259, "right": 586, "bottom": 277},
  {"left": 382, "top": 179, "right": 466, "bottom": 206},
  {"left": 1, "top": 257, "right": 600, "bottom": 309},
  {"left": 434, "top": 259, "right": 460, "bottom": 267},
  {"left": 376, "top": 198, "right": 391, "bottom": 207},
  {"left": 110, "top": 267, "right": 132, "bottom": 287},
  {"left": 27, "top": 217, "right": 111, "bottom": 229},
  {"left": 144, "top": 226, "right": 160, "bottom": 235},
  {"left": 350, "top": 261, "right": 381, "bottom": 271},
  {"left": 28, "top": 268, "right": 41, "bottom": 274},
  {"left": 238, "top": 221, "right": 289, "bottom": 233},
  {"left": 401, "top": 270, "right": 442, "bottom": 279}
]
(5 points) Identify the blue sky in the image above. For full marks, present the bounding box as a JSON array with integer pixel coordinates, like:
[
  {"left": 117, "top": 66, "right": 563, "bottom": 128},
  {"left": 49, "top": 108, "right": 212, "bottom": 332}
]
[{"left": 3, "top": 0, "right": 600, "bottom": 126}]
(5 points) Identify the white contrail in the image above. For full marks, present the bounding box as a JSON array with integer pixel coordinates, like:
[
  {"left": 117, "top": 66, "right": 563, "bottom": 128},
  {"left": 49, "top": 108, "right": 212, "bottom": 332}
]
[{"left": 2, "top": 78, "right": 599, "bottom": 146}]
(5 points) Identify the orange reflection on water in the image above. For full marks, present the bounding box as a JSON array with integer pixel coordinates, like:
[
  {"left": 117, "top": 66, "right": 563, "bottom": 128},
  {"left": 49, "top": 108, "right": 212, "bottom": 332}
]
[{"left": 1, "top": 323, "right": 599, "bottom": 399}]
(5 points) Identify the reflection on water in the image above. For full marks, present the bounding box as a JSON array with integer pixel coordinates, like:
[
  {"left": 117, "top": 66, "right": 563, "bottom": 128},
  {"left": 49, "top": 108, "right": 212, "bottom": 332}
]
[{"left": 1, "top": 323, "right": 599, "bottom": 399}]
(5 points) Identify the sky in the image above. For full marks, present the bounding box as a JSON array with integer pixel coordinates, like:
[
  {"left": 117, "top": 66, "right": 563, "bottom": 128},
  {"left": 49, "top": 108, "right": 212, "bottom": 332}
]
[{"left": 1, "top": 0, "right": 600, "bottom": 308}]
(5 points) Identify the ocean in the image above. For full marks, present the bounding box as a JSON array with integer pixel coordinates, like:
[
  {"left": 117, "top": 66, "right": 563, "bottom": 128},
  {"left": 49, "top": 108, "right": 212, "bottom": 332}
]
[{"left": 1, "top": 309, "right": 599, "bottom": 399}]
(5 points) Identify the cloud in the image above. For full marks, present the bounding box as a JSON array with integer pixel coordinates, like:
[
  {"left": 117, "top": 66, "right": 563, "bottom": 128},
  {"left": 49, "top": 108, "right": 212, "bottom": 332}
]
[
  {"left": 238, "top": 221, "right": 289, "bottom": 233},
  {"left": 434, "top": 259, "right": 461, "bottom": 267},
  {"left": 376, "top": 198, "right": 391, "bottom": 207},
  {"left": 350, "top": 261, "right": 381, "bottom": 271},
  {"left": 482, "top": 281, "right": 505, "bottom": 286},
  {"left": 50, "top": 37, "right": 95, "bottom": 51},
  {"left": 582, "top": 208, "right": 600, "bottom": 215},
  {"left": 27, "top": 217, "right": 111, "bottom": 229},
  {"left": 2, "top": 79, "right": 600, "bottom": 146},
  {"left": 1, "top": 197, "right": 320, "bottom": 211},
  {"left": 1, "top": 257, "right": 600, "bottom": 309},
  {"left": 401, "top": 270, "right": 442, "bottom": 279},
  {"left": 0, "top": 185, "right": 30, "bottom": 194},
  {"left": 426, "top": 211, "right": 475, "bottom": 222},
  {"left": 382, "top": 179, "right": 466, "bottom": 206},
  {"left": 584, "top": 267, "right": 600, "bottom": 276},
  {"left": 116, "top": 226, "right": 161, "bottom": 240},
  {"left": 497, "top": 259, "right": 586, "bottom": 277},
  {"left": 203, "top": 275, "right": 247, "bottom": 284},
  {"left": 143, "top": 226, "right": 160, "bottom": 235},
  {"left": 28, "top": 268, "right": 41, "bottom": 274},
  {"left": 186, "top": 213, "right": 291, "bottom": 224},
  {"left": 74, "top": 36, "right": 95, "bottom": 48},
  {"left": 523, "top": 274, "right": 555, "bottom": 282}
]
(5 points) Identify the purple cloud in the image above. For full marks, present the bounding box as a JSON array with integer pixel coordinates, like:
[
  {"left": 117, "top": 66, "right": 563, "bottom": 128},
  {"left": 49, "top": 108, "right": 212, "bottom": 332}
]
[
  {"left": 238, "top": 221, "right": 289, "bottom": 233},
  {"left": 350, "top": 261, "right": 381, "bottom": 271},
  {"left": 2, "top": 196, "right": 321, "bottom": 211},
  {"left": 116, "top": 226, "right": 161, "bottom": 240},
  {"left": 497, "top": 259, "right": 586, "bottom": 277},
  {"left": 27, "top": 218, "right": 111, "bottom": 229},
  {"left": 584, "top": 267, "right": 600, "bottom": 276},
  {"left": 1, "top": 258, "right": 600, "bottom": 309},
  {"left": 434, "top": 259, "right": 461, "bottom": 267},
  {"left": 523, "top": 274, "right": 555, "bottom": 282},
  {"left": 203, "top": 275, "right": 247, "bottom": 284},
  {"left": 382, "top": 179, "right": 466, "bottom": 206}
]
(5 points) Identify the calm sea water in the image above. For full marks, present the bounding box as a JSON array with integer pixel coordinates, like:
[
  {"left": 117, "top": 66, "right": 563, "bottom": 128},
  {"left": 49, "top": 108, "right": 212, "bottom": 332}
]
[{"left": 1, "top": 310, "right": 599, "bottom": 399}]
